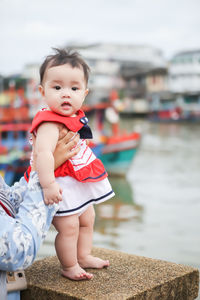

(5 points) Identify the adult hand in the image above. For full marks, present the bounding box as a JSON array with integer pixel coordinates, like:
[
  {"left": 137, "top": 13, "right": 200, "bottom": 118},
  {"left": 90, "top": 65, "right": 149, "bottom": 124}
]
[{"left": 54, "top": 130, "right": 80, "bottom": 169}]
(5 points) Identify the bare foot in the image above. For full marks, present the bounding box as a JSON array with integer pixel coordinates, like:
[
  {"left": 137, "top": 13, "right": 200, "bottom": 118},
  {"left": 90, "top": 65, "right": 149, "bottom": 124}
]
[
  {"left": 61, "top": 263, "right": 93, "bottom": 281},
  {"left": 79, "top": 255, "right": 110, "bottom": 269}
]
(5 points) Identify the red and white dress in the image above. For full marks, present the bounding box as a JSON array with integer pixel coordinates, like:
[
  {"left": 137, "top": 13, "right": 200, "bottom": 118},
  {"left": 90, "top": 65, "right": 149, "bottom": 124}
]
[{"left": 25, "top": 109, "right": 115, "bottom": 216}]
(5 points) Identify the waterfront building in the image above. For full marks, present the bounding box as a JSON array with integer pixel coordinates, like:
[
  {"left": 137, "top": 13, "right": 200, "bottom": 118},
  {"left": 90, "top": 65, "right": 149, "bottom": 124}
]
[
  {"left": 169, "top": 49, "right": 200, "bottom": 93},
  {"left": 168, "top": 50, "right": 200, "bottom": 120},
  {"left": 145, "top": 67, "right": 168, "bottom": 94},
  {"left": 65, "top": 42, "right": 167, "bottom": 114}
]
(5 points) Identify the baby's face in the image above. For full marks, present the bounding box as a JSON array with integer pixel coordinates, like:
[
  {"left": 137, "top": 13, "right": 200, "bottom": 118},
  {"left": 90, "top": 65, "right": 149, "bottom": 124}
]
[{"left": 39, "top": 63, "right": 88, "bottom": 117}]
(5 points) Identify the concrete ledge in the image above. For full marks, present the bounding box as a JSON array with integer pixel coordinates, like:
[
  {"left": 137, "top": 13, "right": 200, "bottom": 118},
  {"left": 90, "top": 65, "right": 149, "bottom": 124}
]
[{"left": 21, "top": 247, "right": 199, "bottom": 300}]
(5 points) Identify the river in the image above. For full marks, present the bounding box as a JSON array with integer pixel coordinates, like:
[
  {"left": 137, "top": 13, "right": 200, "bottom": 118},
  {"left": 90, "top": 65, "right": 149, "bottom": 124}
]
[{"left": 37, "top": 118, "right": 200, "bottom": 295}]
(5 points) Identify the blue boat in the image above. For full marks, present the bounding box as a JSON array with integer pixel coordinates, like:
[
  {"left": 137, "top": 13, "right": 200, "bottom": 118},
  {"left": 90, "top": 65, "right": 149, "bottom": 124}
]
[
  {"left": 0, "top": 123, "right": 31, "bottom": 185},
  {"left": 85, "top": 102, "right": 141, "bottom": 177},
  {"left": 91, "top": 131, "right": 141, "bottom": 177}
]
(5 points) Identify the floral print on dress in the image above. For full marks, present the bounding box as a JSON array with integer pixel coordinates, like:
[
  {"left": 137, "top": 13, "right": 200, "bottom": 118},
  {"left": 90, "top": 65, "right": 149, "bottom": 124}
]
[
  {"left": 0, "top": 232, "right": 9, "bottom": 258},
  {"left": 26, "top": 201, "right": 47, "bottom": 240}
]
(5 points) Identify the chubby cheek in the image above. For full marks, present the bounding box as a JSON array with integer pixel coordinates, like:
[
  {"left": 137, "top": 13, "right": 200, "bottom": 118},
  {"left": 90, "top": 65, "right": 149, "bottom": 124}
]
[
  {"left": 46, "top": 92, "right": 59, "bottom": 103},
  {"left": 76, "top": 96, "right": 85, "bottom": 108},
  {"left": 74, "top": 102, "right": 83, "bottom": 111}
]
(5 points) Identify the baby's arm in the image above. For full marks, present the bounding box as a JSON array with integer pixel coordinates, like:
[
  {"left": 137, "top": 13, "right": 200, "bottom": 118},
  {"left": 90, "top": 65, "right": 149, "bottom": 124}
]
[{"left": 35, "top": 122, "right": 62, "bottom": 205}]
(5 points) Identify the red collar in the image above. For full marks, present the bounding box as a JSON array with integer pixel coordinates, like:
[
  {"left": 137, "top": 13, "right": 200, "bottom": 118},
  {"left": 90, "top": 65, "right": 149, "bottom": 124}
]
[{"left": 30, "top": 109, "right": 86, "bottom": 133}]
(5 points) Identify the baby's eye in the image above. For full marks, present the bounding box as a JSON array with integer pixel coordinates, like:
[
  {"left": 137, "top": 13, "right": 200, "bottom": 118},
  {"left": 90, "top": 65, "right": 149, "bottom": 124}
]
[
  {"left": 54, "top": 85, "right": 61, "bottom": 90},
  {"left": 72, "top": 87, "right": 78, "bottom": 91}
]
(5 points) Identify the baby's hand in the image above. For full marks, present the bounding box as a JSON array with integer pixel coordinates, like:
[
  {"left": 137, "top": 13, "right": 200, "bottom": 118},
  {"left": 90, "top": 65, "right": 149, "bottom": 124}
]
[{"left": 43, "top": 181, "right": 62, "bottom": 205}]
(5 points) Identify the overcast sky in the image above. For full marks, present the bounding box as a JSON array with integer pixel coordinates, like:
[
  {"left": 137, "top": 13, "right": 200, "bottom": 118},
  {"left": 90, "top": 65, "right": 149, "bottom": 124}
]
[{"left": 1, "top": 0, "right": 200, "bottom": 76}]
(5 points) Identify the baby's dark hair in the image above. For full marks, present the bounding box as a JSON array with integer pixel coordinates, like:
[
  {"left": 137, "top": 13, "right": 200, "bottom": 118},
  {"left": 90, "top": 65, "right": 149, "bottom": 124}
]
[{"left": 39, "top": 48, "right": 90, "bottom": 85}]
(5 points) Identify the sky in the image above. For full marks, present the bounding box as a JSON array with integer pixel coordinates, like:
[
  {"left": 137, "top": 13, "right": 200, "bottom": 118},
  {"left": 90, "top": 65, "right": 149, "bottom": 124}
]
[{"left": 0, "top": 0, "right": 200, "bottom": 76}]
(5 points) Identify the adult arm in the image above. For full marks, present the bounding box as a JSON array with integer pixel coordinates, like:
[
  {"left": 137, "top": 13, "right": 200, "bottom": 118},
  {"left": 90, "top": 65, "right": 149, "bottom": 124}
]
[{"left": 0, "top": 172, "right": 56, "bottom": 271}]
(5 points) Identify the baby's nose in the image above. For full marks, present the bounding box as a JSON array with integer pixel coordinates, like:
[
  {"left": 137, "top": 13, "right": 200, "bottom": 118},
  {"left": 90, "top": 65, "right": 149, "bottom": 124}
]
[{"left": 61, "top": 89, "right": 70, "bottom": 98}]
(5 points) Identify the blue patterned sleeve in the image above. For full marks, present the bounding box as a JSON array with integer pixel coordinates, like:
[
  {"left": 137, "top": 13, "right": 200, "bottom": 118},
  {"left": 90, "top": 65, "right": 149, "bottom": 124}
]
[{"left": 0, "top": 172, "right": 58, "bottom": 271}]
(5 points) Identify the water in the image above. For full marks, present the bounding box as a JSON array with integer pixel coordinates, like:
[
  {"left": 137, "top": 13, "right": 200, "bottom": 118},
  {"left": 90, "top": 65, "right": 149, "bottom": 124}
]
[{"left": 37, "top": 119, "right": 200, "bottom": 296}]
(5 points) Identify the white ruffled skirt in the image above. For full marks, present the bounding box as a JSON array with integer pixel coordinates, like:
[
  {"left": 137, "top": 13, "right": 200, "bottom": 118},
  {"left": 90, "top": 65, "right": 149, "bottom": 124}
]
[{"left": 55, "top": 176, "right": 115, "bottom": 216}]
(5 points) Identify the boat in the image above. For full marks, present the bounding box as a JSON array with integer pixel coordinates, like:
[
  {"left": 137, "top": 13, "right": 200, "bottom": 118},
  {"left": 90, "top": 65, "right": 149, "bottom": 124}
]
[
  {"left": 148, "top": 92, "right": 200, "bottom": 122},
  {"left": 0, "top": 83, "right": 32, "bottom": 185},
  {"left": 0, "top": 123, "right": 31, "bottom": 185},
  {"left": 87, "top": 101, "right": 141, "bottom": 177},
  {"left": 90, "top": 131, "right": 140, "bottom": 176}
]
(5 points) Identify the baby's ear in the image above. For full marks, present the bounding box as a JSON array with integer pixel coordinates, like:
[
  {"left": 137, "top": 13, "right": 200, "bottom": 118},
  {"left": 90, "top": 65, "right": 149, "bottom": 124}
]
[
  {"left": 38, "top": 85, "right": 45, "bottom": 97},
  {"left": 85, "top": 88, "right": 89, "bottom": 96}
]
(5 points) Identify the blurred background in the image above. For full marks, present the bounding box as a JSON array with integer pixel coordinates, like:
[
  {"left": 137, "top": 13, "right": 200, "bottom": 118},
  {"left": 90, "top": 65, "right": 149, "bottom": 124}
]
[{"left": 0, "top": 0, "right": 200, "bottom": 295}]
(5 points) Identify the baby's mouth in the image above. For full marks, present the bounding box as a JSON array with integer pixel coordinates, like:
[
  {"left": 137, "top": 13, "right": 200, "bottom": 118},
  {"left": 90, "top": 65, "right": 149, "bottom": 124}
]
[{"left": 61, "top": 102, "right": 71, "bottom": 108}]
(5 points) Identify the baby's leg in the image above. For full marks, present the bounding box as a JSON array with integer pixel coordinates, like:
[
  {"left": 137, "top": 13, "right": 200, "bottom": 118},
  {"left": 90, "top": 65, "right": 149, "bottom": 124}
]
[
  {"left": 78, "top": 205, "right": 109, "bottom": 269},
  {"left": 53, "top": 215, "right": 93, "bottom": 281}
]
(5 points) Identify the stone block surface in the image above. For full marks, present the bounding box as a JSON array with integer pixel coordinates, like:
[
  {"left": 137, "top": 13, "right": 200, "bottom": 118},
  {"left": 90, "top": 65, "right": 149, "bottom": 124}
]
[{"left": 21, "top": 247, "right": 199, "bottom": 300}]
